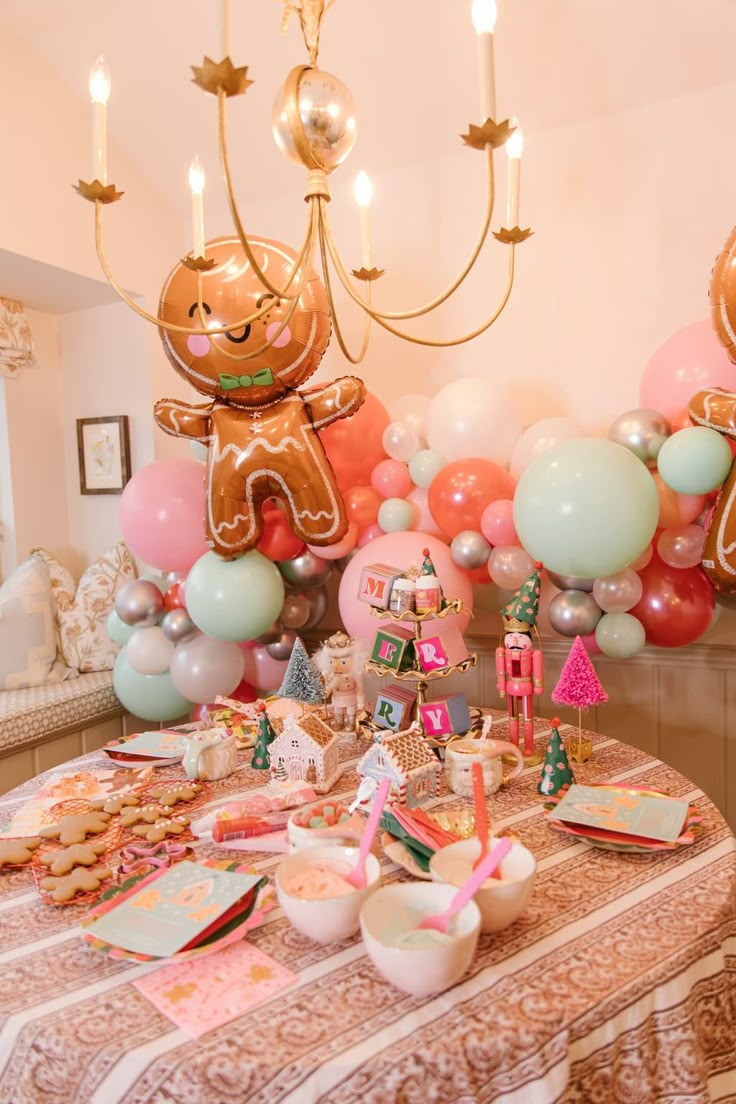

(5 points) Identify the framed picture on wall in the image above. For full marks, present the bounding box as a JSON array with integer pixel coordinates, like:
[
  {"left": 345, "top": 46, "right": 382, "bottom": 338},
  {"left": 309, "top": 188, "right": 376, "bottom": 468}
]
[{"left": 76, "top": 415, "right": 131, "bottom": 495}]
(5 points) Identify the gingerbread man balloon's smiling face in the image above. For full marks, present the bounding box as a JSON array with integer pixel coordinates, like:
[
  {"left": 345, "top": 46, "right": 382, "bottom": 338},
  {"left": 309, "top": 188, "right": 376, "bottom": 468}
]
[{"left": 154, "top": 236, "right": 365, "bottom": 560}]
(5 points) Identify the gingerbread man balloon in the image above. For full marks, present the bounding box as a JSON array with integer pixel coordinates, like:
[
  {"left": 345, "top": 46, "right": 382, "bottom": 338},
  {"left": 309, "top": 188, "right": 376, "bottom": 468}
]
[
  {"left": 688, "top": 387, "right": 736, "bottom": 593},
  {"left": 154, "top": 236, "right": 365, "bottom": 559}
]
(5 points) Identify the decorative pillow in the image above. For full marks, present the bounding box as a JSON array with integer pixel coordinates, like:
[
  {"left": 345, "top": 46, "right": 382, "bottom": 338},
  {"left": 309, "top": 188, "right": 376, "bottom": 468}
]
[
  {"left": 38, "top": 543, "right": 137, "bottom": 673},
  {"left": 0, "top": 555, "right": 70, "bottom": 690},
  {"left": 31, "top": 548, "right": 76, "bottom": 657}
]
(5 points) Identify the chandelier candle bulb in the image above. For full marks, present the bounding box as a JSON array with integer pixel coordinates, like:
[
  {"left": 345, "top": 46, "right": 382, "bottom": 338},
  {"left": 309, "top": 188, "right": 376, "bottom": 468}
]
[
  {"left": 471, "top": 0, "right": 497, "bottom": 122},
  {"left": 188, "top": 156, "right": 206, "bottom": 259},
  {"left": 505, "top": 121, "right": 523, "bottom": 227},
  {"left": 89, "top": 55, "right": 110, "bottom": 184},
  {"left": 354, "top": 171, "right": 373, "bottom": 269}
]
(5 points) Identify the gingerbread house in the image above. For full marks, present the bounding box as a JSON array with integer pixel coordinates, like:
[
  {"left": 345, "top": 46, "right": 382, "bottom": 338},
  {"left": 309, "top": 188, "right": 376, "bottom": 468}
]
[
  {"left": 357, "top": 725, "right": 441, "bottom": 808},
  {"left": 269, "top": 712, "right": 342, "bottom": 793}
]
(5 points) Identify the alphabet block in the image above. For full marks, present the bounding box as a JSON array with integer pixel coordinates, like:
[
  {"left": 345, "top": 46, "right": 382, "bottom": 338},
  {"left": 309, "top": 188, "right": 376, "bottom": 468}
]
[
  {"left": 413, "top": 625, "right": 468, "bottom": 673},
  {"left": 419, "top": 694, "right": 471, "bottom": 738},
  {"left": 373, "top": 684, "right": 418, "bottom": 730},
  {"left": 358, "top": 564, "right": 405, "bottom": 609},
  {"left": 370, "top": 626, "right": 415, "bottom": 672}
]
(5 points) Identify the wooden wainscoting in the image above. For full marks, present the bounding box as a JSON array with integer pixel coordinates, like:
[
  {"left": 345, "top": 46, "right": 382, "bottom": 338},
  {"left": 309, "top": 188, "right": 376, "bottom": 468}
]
[{"left": 306, "top": 628, "right": 736, "bottom": 830}]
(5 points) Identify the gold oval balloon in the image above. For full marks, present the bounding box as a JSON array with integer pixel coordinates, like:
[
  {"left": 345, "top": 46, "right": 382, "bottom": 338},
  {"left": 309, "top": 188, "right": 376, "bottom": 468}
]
[
  {"left": 710, "top": 225, "right": 736, "bottom": 362},
  {"left": 154, "top": 236, "right": 365, "bottom": 560}
]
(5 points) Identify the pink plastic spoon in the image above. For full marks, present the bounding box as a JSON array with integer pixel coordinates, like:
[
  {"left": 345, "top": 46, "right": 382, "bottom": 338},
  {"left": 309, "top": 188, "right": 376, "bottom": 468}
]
[
  {"left": 345, "top": 777, "right": 391, "bottom": 889},
  {"left": 417, "top": 836, "right": 513, "bottom": 934}
]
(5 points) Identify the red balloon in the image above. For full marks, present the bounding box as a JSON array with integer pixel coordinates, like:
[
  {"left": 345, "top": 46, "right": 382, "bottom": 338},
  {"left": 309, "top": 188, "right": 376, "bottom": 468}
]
[
  {"left": 191, "top": 703, "right": 212, "bottom": 723},
  {"left": 320, "top": 391, "right": 390, "bottom": 492},
  {"left": 344, "top": 485, "right": 382, "bottom": 527},
  {"left": 229, "top": 678, "right": 258, "bottom": 704},
  {"left": 163, "top": 582, "right": 187, "bottom": 611},
  {"left": 631, "top": 552, "right": 715, "bottom": 647},
  {"left": 257, "top": 511, "right": 305, "bottom": 561},
  {"left": 464, "top": 563, "right": 492, "bottom": 585},
  {"left": 428, "top": 459, "right": 516, "bottom": 539}
]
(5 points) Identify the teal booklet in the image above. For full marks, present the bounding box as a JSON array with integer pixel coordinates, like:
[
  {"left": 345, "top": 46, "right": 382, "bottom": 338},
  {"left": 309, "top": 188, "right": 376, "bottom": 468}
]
[
  {"left": 88, "top": 861, "right": 262, "bottom": 957},
  {"left": 103, "top": 729, "right": 190, "bottom": 759},
  {"left": 552, "top": 784, "right": 689, "bottom": 843}
]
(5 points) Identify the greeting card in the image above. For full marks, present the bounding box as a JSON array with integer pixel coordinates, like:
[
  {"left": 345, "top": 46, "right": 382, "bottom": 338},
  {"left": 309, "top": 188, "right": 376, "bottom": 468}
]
[
  {"left": 103, "top": 729, "right": 190, "bottom": 759},
  {"left": 552, "top": 784, "right": 689, "bottom": 843}
]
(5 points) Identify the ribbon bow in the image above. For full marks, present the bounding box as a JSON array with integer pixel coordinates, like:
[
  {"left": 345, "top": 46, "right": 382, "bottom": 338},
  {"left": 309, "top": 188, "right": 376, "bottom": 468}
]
[{"left": 219, "top": 368, "right": 274, "bottom": 391}]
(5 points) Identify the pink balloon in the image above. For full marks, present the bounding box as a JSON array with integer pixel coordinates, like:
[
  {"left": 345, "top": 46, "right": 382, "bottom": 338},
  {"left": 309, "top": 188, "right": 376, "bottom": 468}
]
[
  {"left": 307, "top": 523, "right": 358, "bottom": 561},
  {"left": 370, "top": 459, "right": 413, "bottom": 500},
  {"left": 241, "top": 645, "right": 288, "bottom": 692},
  {"left": 358, "top": 523, "right": 384, "bottom": 548},
  {"left": 406, "top": 487, "right": 448, "bottom": 542},
  {"left": 120, "top": 459, "right": 208, "bottom": 572},
  {"left": 339, "top": 532, "right": 472, "bottom": 643},
  {"left": 653, "top": 473, "right": 705, "bottom": 529},
  {"left": 480, "top": 499, "right": 518, "bottom": 546},
  {"left": 579, "top": 631, "right": 602, "bottom": 656},
  {"left": 657, "top": 524, "right": 706, "bottom": 569},
  {"left": 702, "top": 504, "right": 715, "bottom": 532},
  {"left": 640, "top": 320, "right": 736, "bottom": 423}
]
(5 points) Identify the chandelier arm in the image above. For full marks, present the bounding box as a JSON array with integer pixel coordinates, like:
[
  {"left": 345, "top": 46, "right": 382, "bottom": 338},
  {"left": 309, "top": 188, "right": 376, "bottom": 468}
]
[
  {"left": 368, "top": 247, "right": 516, "bottom": 348},
  {"left": 93, "top": 202, "right": 276, "bottom": 336},
  {"left": 218, "top": 89, "right": 305, "bottom": 301},
  {"left": 190, "top": 200, "right": 319, "bottom": 364},
  {"left": 316, "top": 205, "right": 371, "bottom": 365},
  {"left": 320, "top": 147, "right": 496, "bottom": 321}
]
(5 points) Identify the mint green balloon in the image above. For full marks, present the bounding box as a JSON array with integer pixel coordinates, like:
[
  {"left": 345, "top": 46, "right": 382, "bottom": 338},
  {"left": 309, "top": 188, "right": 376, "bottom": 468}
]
[
  {"left": 656, "top": 426, "right": 733, "bottom": 494},
  {"left": 595, "top": 612, "right": 646, "bottom": 658},
  {"left": 106, "top": 609, "right": 136, "bottom": 646},
  {"left": 113, "top": 651, "right": 192, "bottom": 721},
  {"left": 513, "top": 438, "right": 658, "bottom": 577},
  {"left": 378, "top": 497, "right": 414, "bottom": 532},
  {"left": 408, "top": 449, "right": 447, "bottom": 489},
  {"left": 186, "top": 550, "right": 285, "bottom": 642}
]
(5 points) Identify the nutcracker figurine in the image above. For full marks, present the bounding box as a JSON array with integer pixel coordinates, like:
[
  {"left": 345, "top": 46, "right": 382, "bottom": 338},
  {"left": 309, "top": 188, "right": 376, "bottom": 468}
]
[
  {"left": 495, "top": 565, "right": 544, "bottom": 758},
  {"left": 312, "top": 631, "right": 367, "bottom": 732}
]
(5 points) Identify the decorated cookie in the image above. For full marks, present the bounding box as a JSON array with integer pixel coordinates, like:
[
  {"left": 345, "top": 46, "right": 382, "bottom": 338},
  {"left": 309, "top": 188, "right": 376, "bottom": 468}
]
[
  {"left": 91, "top": 794, "right": 140, "bottom": 815},
  {"left": 0, "top": 836, "right": 42, "bottom": 868},
  {"left": 131, "top": 816, "right": 190, "bottom": 843},
  {"left": 148, "top": 783, "right": 201, "bottom": 809},
  {"left": 40, "top": 865, "right": 112, "bottom": 903},
  {"left": 39, "top": 841, "right": 107, "bottom": 876},
  {"left": 119, "top": 804, "right": 165, "bottom": 828},
  {"left": 39, "top": 812, "right": 111, "bottom": 847}
]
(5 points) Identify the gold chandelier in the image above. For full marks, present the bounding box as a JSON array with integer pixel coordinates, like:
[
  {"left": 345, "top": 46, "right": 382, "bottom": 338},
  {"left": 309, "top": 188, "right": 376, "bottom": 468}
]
[{"left": 75, "top": 0, "right": 530, "bottom": 365}]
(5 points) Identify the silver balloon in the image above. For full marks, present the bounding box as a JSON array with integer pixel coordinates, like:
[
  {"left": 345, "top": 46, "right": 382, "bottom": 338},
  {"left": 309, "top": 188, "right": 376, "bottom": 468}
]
[
  {"left": 278, "top": 549, "right": 333, "bottom": 590},
  {"left": 115, "top": 579, "right": 165, "bottom": 628},
  {"left": 257, "top": 619, "right": 284, "bottom": 646},
  {"left": 608, "top": 408, "right": 669, "bottom": 465},
  {"left": 266, "top": 627, "right": 297, "bottom": 661},
  {"left": 281, "top": 593, "right": 310, "bottom": 630},
  {"left": 547, "top": 571, "right": 595, "bottom": 592},
  {"left": 548, "top": 590, "right": 603, "bottom": 637},
  {"left": 161, "top": 607, "right": 199, "bottom": 644},
  {"left": 451, "top": 530, "right": 492, "bottom": 570},
  {"left": 303, "top": 586, "right": 329, "bottom": 630}
]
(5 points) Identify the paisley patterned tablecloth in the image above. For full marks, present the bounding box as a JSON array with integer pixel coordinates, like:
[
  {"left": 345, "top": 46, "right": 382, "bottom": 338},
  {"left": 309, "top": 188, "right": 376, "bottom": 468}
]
[{"left": 0, "top": 715, "right": 733, "bottom": 1104}]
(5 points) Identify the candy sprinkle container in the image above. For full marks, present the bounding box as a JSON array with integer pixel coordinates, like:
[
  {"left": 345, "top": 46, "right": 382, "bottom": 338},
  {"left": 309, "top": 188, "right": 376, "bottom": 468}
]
[{"left": 287, "top": 801, "right": 365, "bottom": 852}]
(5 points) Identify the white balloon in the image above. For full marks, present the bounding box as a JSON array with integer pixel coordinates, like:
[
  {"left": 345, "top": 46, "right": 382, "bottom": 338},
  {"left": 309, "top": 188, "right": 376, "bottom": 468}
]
[
  {"left": 126, "top": 626, "right": 175, "bottom": 676},
  {"left": 169, "top": 635, "right": 245, "bottom": 704},
  {"left": 382, "top": 420, "right": 421, "bottom": 462},
  {"left": 510, "top": 417, "right": 583, "bottom": 480},
  {"left": 426, "top": 377, "right": 523, "bottom": 466},
  {"left": 387, "top": 394, "right": 431, "bottom": 441}
]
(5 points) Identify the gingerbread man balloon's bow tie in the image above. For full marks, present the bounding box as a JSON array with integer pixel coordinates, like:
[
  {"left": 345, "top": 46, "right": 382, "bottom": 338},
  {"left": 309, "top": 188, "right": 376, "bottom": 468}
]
[{"left": 218, "top": 369, "right": 274, "bottom": 390}]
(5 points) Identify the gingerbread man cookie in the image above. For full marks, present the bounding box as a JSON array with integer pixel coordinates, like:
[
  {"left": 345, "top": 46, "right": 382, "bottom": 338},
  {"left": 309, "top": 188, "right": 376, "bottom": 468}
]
[
  {"left": 91, "top": 794, "right": 140, "bottom": 815},
  {"left": 154, "top": 236, "right": 365, "bottom": 559},
  {"left": 131, "top": 817, "right": 190, "bottom": 843},
  {"left": 40, "top": 865, "right": 112, "bottom": 903},
  {"left": 39, "top": 841, "right": 108, "bottom": 876},
  {"left": 120, "top": 804, "right": 165, "bottom": 828},
  {"left": 148, "top": 783, "right": 200, "bottom": 809},
  {"left": 0, "top": 837, "right": 41, "bottom": 868},
  {"left": 39, "top": 811, "right": 111, "bottom": 846}
]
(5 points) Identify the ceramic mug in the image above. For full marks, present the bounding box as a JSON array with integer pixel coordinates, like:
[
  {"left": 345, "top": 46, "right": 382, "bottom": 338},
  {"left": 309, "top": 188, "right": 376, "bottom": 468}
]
[
  {"left": 444, "top": 737, "right": 524, "bottom": 798},
  {"left": 182, "top": 729, "right": 238, "bottom": 781}
]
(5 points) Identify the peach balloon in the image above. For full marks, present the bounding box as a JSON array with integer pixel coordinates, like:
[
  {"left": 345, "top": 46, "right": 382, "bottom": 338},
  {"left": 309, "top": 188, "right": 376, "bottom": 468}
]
[
  {"left": 344, "top": 485, "right": 382, "bottom": 528},
  {"left": 357, "top": 523, "right": 383, "bottom": 548},
  {"left": 480, "top": 499, "right": 518, "bottom": 547},
  {"left": 320, "top": 391, "right": 390, "bottom": 492},
  {"left": 371, "top": 459, "right": 413, "bottom": 500},
  {"left": 653, "top": 472, "right": 705, "bottom": 529},
  {"left": 308, "top": 523, "right": 358, "bottom": 561}
]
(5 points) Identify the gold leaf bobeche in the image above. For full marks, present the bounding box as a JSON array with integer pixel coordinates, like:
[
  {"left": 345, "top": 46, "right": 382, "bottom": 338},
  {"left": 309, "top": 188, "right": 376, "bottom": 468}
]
[
  {"left": 461, "top": 118, "right": 516, "bottom": 151},
  {"left": 73, "top": 179, "right": 124, "bottom": 204},
  {"left": 191, "top": 57, "right": 254, "bottom": 98}
]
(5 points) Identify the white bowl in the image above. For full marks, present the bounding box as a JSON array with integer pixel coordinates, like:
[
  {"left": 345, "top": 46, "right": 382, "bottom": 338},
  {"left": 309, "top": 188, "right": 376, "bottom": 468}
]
[
  {"left": 429, "top": 836, "right": 536, "bottom": 933},
  {"left": 287, "top": 801, "right": 364, "bottom": 853},
  {"left": 359, "top": 881, "right": 480, "bottom": 996},
  {"left": 275, "top": 844, "right": 380, "bottom": 943}
]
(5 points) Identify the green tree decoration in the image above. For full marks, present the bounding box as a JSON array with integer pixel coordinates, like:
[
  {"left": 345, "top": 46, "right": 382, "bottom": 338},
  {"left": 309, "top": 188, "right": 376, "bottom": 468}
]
[
  {"left": 277, "top": 637, "right": 325, "bottom": 705},
  {"left": 251, "top": 701, "right": 276, "bottom": 771},
  {"left": 537, "top": 717, "right": 575, "bottom": 796}
]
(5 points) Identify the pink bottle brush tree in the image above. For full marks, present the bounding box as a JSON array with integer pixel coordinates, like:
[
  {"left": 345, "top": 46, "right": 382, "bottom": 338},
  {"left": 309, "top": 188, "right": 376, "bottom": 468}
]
[{"left": 551, "top": 636, "right": 607, "bottom": 762}]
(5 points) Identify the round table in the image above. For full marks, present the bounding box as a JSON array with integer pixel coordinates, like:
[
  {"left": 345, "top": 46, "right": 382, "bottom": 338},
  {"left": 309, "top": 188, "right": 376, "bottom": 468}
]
[{"left": 0, "top": 714, "right": 733, "bottom": 1104}]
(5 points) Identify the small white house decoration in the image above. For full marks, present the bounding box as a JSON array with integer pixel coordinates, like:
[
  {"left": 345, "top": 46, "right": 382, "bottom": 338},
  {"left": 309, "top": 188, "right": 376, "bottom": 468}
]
[
  {"left": 357, "top": 724, "right": 441, "bottom": 808},
  {"left": 269, "top": 712, "right": 342, "bottom": 793}
]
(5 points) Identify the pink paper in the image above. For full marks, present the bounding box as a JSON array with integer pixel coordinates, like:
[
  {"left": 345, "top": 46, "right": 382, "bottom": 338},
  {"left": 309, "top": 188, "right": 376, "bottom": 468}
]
[{"left": 134, "top": 940, "right": 297, "bottom": 1037}]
